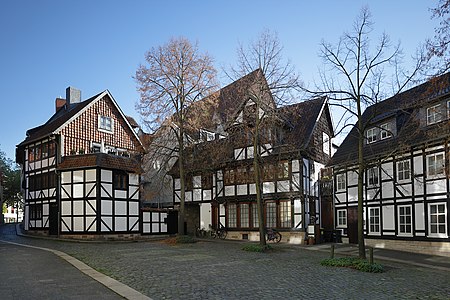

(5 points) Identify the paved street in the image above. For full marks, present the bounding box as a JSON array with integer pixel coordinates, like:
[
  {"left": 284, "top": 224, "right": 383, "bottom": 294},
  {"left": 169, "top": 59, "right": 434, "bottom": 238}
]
[{"left": 1, "top": 224, "right": 450, "bottom": 299}]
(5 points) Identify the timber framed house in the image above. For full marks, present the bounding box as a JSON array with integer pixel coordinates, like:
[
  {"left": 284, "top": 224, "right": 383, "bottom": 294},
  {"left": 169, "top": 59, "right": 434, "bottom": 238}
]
[
  {"left": 169, "top": 70, "right": 334, "bottom": 242},
  {"left": 330, "top": 73, "right": 450, "bottom": 256},
  {"left": 16, "top": 87, "right": 144, "bottom": 237}
]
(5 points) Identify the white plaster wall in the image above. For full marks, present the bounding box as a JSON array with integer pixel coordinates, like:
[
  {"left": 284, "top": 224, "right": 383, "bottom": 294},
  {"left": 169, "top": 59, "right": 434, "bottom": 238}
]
[
  {"left": 115, "top": 217, "right": 127, "bottom": 231},
  {"left": 86, "top": 200, "right": 96, "bottom": 215},
  {"left": 62, "top": 171, "right": 71, "bottom": 184},
  {"left": 200, "top": 203, "right": 212, "bottom": 229},
  {"left": 382, "top": 182, "right": 394, "bottom": 198},
  {"left": 225, "top": 186, "right": 235, "bottom": 196},
  {"left": 85, "top": 183, "right": 95, "bottom": 197},
  {"left": 115, "top": 201, "right": 127, "bottom": 215},
  {"left": 101, "top": 170, "right": 112, "bottom": 183},
  {"left": 73, "top": 201, "right": 83, "bottom": 215},
  {"left": 101, "top": 183, "right": 112, "bottom": 197},
  {"left": 115, "top": 190, "right": 127, "bottom": 199},
  {"left": 278, "top": 180, "right": 290, "bottom": 192},
  {"left": 101, "top": 200, "right": 112, "bottom": 215},
  {"left": 427, "top": 179, "right": 446, "bottom": 194},
  {"left": 73, "top": 184, "right": 83, "bottom": 198},
  {"left": 86, "top": 169, "right": 96, "bottom": 181},
  {"left": 86, "top": 217, "right": 96, "bottom": 231},
  {"left": 129, "top": 173, "right": 138, "bottom": 185},
  {"left": 203, "top": 190, "right": 212, "bottom": 200},
  {"left": 237, "top": 185, "right": 247, "bottom": 195},
  {"left": 73, "top": 170, "right": 84, "bottom": 183},
  {"left": 193, "top": 189, "right": 202, "bottom": 201},
  {"left": 382, "top": 205, "right": 395, "bottom": 230},
  {"left": 415, "top": 203, "right": 425, "bottom": 230},
  {"left": 292, "top": 160, "right": 299, "bottom": 172},
  {"left": 101, "top": 217, "right": 112, "bottom": 231},
  {"left": 263, "top": 182, "right": 275, "bottom": 193},
  {"left": 414, "top": 156, "right": 423, "bottom": 174}
]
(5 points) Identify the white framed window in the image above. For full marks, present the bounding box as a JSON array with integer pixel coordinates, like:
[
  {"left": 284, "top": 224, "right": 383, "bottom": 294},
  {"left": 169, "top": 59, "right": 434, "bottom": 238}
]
[
  {"left": 337, "top": 209, "right": 347, "bottom": 227},
  {"left": 368, "top": 167, "right": 379, "bottom": 186},
  {"left": 366, "top": 128, "right": 377, "bottom": 144},
  {"left": 336, "top": 173, "right": 346, "bottom": 191},
  {"left": 397, "top": 160, "right": 411, "bottom": 181},
  {"left": 227, "top": 203, "right": 237, "bottom": 228},
  {"left": 369, "top": 207, "right": 380, "bottom": 234},
  {"left": 99, "top": 115, "right": 113, "bottom": 132},
  {"left": 240, "top": 203, "right": 249, "bottom": 228},
  {"left": 279, "top": 200, "right": 291, "bottom": 228},
  {"left": 398, "top": 205, "right": 412, "bottom": 236},
  {"left": 251, "top": 204, "right": 259, "bottom": 228},
  {"left": 428, "top": 203, "right": 447, "bottom": 238},
  {"left": 323, "top": 132, "right": 330, "bottom": 156},
  {"left": 427, "top": 104, "right": 442, "bottom": 125},
  {"left": 427, "top": 153, "right": 445, "bottom": 178},
  {"left": 266, "top": 202, "right": 277, "bottom": 228},
  {"left": 380, "top": 123, "right": 392, "bottom": 139}
]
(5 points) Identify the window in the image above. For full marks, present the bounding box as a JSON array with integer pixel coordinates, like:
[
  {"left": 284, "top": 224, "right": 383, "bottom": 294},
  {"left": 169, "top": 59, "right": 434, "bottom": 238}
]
[
  {"left": 113, "top": 171, "right": 128, "bottom": 190},
  {"left": 336, "top": 173, "right": 346, "bottom": 191},
  {"left": 41, "top": 143, "right": 48, "bottom": 158},
  {"left": 428, "top": 203, "right": 447, "bottom": 238},
  {"left": 224, "top": 169, "right": 235, "bottom": 185},
  {"left": 29, "top": 204, "right": 42, "bottom": 220},
  {"left": 92, "top": 144, "right": 101, "bottom": 153},
  {"left": 279, "top": 200, "right": 291, "bottom": 228},
  {"left": 200, "top": 129, "right": 215, "bottom": 142},
  {"left": 266, "top": 202, "right": 277, "bottom": 228},
  {"left": 380, "top": 123, "right": 392, "bottom": 139},
  {"left": 337, "top": 209, "right": 347, "bottom": 227},
  {"left": 427, "top": 104, "right": 442, "bottom": 125},
  {"left": 427, "top": 153, "right": 445, "bottom": 177},
  {"left": 227, "top": 203, "right": 237, "bottom": 228},
  {"left": 201, "top": 173, "right": 213, "bottom": 189},
  {"left": 368, "top": 167, "right": 379, "bottom": 186},
  {"left": 99, "top": 115, "right": 113, "bottom": 132},
  {"left": 277, "top": 161, "right": 289, "bottom": 180},
  {"left": 49, "top": 142, "right": 56, "bottom": 157},
  {"left": 262, "top": 164, "right": 275, "bottom": 181},
  {"left": 397, "top": 160, "right": 411, "bottom": 181},
  {"left": 369, "top": 207, "right": 380, "bottom": 234},
  {"left": 240, "top": 204, "right": 249, "bottom": 228},
  {"left": 448, "top": 100, "right": 450, "bottom": 118},
  {"left": 366, "top": 128, "right": 377, "bottom": 144},
  {"left": 398, "top": 205, "right": 412, "bottom": 236},
  {"left": 251, "top": 204, "right": 259, "bottom": 228},
  {"left": 28, "top": 147, "right": 35, "bottom": 162},
  {"left": 323, "top": 132, "right": 330, "bottom": 155}
]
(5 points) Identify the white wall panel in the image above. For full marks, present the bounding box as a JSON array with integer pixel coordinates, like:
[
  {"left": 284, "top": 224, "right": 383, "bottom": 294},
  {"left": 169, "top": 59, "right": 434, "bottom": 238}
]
[
  {"left": 115, "top": 217, "right": 127, "bottom": 231},
  {"left": 61, "top": 201, "right": 71, "bottom": 216},
  {"left": 203, "top": 190, "right": 212, "bottom": 200},
  {"left": 86, "top": 200, "right": 96, "bottom": 215},
  {"left": 73, "top": 170, "right": 84, "bottom": 183},
  {"left": 292, "top": 160, "right": 299, "bottom": 172},
  {"left": 129, "top": 217, "right": 139, "bottom": 231},
  {"left": 248, "top": 183, "right": 256, "bottom": 194},
  {"left": 85, "top": 183, "right": 95, "bottom": 197},
  {"left": 129, "top": 186, "right": 139, "bottom": 199},
  {"left": 101, "top": 183, "right": 112, "bottom": 197},
  {"left": 115, "top": 201, "right": 127, "bottom": 215},
  {"left": 225, "top": 186, "right": 235, "bottom": 196},
  {"left": 414, "top": 178, "right": 424, "bottom": 195},
  {"left": 86, "top": 217, "right": 96, "bottom": 231},
  {"left": 427, "top": 179, "right": 446, "bottom": 194},
  {"left": 43, "top": 204, "right": 49, "bottom": 215},
  {"left": 101, "top": 200, "right": 112, "bottom": 215},
  {"left": 382, "top": 182, "right": 394, "bottom": 198},
  {"left": 193, "top": 189, "right": 202, "bottom": 201},
  {"left": 101, "top": 217, "right": 112, "bottom": 231},
  {"left": 143, "top": 212, "right": 150, "bottom": 222},
  {"left": 263, "top": 182, "right": 275, "bottom": 193},
  {"left": 101, "top": 170, "right": 112, "bottom": 183},
  {"left": 414, "top": 156, "right": 423, "bottom": 174},
  {"left": 129, "top": 174, "right": 139, "bottom": 185},
  {"left": 62, "top": 172, "right": 71, "bottom": 184},
  {"left": 129, "top": 202, "right": 139, "bottom": 215},
  {"left": 143, "top": 223, "right": 151, "bottom": 233},
  {"left": 86, "top": 169, "right": 96, "bottom": 182},
  {"left": 381, "top": 163, "right": 393, "bottom": 180},
  {"left": 73, "top": 184, "right": 83, "bottom": 198},
  {"left": 115, "top": 190, "right": 127, "bottom": 199},
  {"left": 61, "top": 217, "right": 71, "bottom": 231},
  {"left": 348, "top": 187, "right": 358, "bottom": 202},
  {"left": 236, "top": 185, "right": 247, "bottom": 195},
  {"left": 382, "top": 205, "right": 395, "bottom": 230},
  {"left": 396, "top": 184, "right": 412, "bottom": 197},
  {"left": 73, "top": 217, "right": 83, "bottom": 231},
  {"left": 73, "top": 200, "right": 84, "bottom": 215},
  {"left": 415, "top": 203, "right": 425, "bottom": 230},
  {"left": 278, "top": 180, "right": 290, "bottom": 192},
  {"left": 152, "top": 212, "right": 160, "bottom": 221}
]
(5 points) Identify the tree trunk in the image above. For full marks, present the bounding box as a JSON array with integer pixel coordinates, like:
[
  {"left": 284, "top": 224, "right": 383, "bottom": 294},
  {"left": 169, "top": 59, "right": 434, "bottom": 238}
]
[
  {"left": 357, "top": 104, "right": 366, "bottom": 259},
  {"left": 177, "top": 132, "right": 186, "bottom": 236}
]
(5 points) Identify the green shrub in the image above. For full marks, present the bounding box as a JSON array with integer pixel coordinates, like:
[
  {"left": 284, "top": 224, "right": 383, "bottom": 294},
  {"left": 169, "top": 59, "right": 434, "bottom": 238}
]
[
  {"left": 242, "top": 244, "right": 273, "bottom": 252},
  {"left": 321, "top": 257, "right": 384, "bottom": 273},
  {"left": 175, "top": 235, "right": 197, "bottom": 244}
]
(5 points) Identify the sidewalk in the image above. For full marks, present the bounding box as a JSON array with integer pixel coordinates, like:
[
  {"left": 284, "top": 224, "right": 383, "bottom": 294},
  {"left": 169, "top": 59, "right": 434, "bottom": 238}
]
[{"left": 304, "top": 243, "right": 450, "bottom": 271}]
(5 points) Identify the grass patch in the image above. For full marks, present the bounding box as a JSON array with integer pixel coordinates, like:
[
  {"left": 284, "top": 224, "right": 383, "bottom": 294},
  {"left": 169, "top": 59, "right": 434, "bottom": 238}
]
[
  {"left": 242, "top": 243, "right": 273, "bottom": 252},
  {"left": 321, "top": 257, "right": 384, "bottom": 273}
]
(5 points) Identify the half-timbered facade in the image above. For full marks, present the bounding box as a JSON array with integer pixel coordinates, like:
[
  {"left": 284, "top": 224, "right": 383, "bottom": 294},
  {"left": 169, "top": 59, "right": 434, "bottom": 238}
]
[
  {"left": 16, "top": 87, "right": 144, "bottom": 237},
  {"left": 169, "top": 70, "right": 334, "bottom": 242},
  {"left": 330, "top": 73, "right": 450, "bottom": 256}
]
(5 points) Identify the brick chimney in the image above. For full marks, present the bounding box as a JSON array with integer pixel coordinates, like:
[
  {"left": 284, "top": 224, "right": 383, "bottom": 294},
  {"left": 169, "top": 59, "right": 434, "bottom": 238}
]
[
  {"left": 66, "top": 86, "right": 81, "bottom": 105},
  {"left": 55, "top": 98, "right": 66, "bottom": 112}
]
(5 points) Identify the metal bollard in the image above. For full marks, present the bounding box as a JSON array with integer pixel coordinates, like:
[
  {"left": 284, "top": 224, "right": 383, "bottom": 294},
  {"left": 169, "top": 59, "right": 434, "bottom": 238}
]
[{"left": 331, "top": 244, "right": 335, "bottom": 259}]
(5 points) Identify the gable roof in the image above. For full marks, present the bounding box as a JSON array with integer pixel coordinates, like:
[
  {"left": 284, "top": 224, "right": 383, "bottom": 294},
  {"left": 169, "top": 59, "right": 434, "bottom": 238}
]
[
  {"left": 330, "top": 72, "right": 450, "bottom": 167},
  {"left": 17, "top": 90, "right": 143, "bottom": 150}
]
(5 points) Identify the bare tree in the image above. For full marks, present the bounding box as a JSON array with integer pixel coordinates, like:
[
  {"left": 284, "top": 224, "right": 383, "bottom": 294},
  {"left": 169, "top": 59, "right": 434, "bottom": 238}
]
[
  {"left": 426, "top": 0, "right": 450, "bottom": 75},
  {"left": 227, "top": 29, "right": 301, "bottom": 105},
  {"left": 227, "top": 31, "right": 301, "bottom": 247},
  {"left": 309, "top": 7, "right": 424, "bottom": 258},
  {"left": 135, "top": 37, "right": 218, "bottom": 235}
]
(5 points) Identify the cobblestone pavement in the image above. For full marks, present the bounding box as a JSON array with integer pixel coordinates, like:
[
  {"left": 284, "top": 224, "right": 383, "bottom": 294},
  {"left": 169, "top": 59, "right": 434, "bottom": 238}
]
[{"left": 1, "top": 224, "right": 450, "bottom": 299}]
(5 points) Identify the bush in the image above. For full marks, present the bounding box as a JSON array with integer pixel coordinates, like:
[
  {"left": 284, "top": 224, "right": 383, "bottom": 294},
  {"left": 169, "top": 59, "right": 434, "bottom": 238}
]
[
  {"left": 242, "top": 244, "right": 273, "bottom": 252},
  {"left": 175, "top": 235, "right": 197, "bottom": 244},
  {"left": 321, "top": 257, "right": 384, "bottom": 273}
]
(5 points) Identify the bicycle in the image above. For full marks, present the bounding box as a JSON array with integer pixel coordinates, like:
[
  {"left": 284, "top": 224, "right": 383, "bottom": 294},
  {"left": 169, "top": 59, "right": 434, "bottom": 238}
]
[
  {"left": 210, "top": 226, "right": 227, "bottom": 240},
  {"left": 266, "top": 228, "right": 282, "bottom": 243}
]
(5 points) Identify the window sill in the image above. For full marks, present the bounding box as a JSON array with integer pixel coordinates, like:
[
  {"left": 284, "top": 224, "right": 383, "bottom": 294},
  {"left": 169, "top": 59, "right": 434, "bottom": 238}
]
[
  {"left": 98, "top": 128, "right": 113, "bottom": 134},
  {"left": 427, "top": 234, "right": 448, "bottom": 239}
]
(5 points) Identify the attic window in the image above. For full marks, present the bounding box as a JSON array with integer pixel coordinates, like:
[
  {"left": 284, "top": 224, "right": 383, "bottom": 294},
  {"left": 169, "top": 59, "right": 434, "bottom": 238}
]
[
  {"left": 366, "top": 128, "right": 377, "bottom": 144},
  {"left": 200, "top": 129, "right": 215, "bottom": 142},
  {"left": 380, "top": 123, "right": 392, "bottom": 140},
  {"left": 99, "top": 115, "right": 113, "bottom": 132},
  {"left": 427, "top": 104, "right": 442, "bottom": 125}
]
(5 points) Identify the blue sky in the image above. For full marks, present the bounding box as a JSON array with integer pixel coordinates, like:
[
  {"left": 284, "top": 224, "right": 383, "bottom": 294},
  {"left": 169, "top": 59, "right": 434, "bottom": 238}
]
[{"left": 0, "top": 0, "right": 438, "bottom": 160}]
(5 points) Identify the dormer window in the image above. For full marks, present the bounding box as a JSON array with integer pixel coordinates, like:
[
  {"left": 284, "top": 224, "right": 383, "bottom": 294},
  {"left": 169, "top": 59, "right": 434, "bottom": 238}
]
[
  {"left": 380, "top": 123, "right": 392, "bottom": 140},
  {"left": 427, "top": 104, "right": 442, "bottom": 125},
  {"left": 200, "top": 129, "right": 215, "bottom": 142},
  {"left": 366, "top": 128, "right": 377, "bottom": 144},
  {"left": 99, "top": 115, "right": 113, "bottom": 132}
]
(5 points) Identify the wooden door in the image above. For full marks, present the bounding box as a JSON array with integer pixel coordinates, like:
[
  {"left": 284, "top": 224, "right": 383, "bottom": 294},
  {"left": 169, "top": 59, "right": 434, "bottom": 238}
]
[
  {"left": 347, "top": 207, "right": 358, "bottom": 244},
  {"left": 320, "top": 196, "right": 334, "bottom": 231},
  {"left": 49, "top": 203, "right": 59, "bottom": 235}
]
